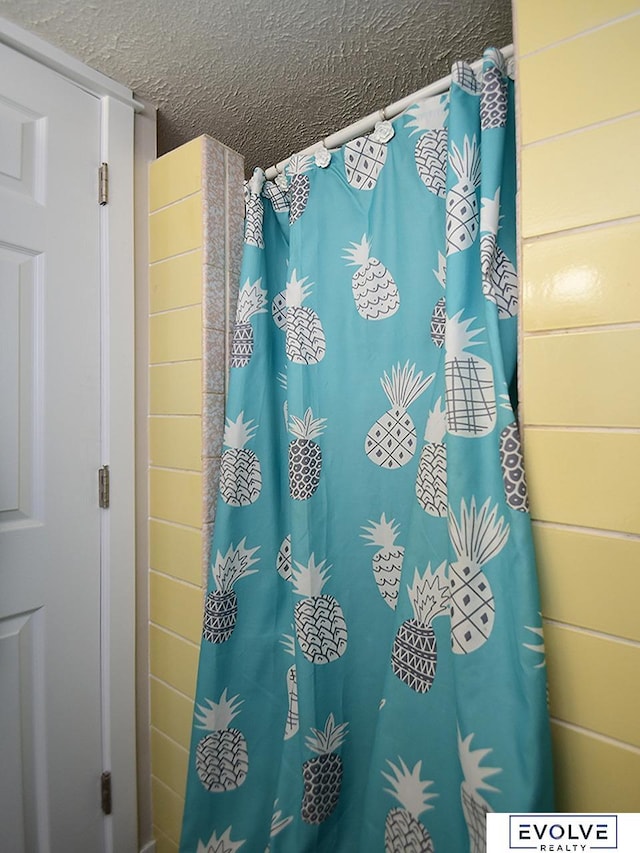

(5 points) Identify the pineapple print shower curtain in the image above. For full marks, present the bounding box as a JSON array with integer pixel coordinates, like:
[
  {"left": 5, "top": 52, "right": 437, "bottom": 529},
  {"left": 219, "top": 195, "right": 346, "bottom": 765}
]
[{"left": 181, "top": 48, "right": 554, "bottom": 853}]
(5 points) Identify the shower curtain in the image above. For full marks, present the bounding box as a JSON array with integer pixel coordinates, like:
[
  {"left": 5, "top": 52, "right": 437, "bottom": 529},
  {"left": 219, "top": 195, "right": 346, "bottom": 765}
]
[{"left": 180, "top": 48, "right": 554, "bottom": 853}]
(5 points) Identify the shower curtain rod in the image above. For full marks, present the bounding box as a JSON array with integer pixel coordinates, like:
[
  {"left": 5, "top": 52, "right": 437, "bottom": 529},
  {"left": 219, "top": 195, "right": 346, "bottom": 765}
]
[{"left": 264, "top": 43, "right": 513, "bottom": 180}]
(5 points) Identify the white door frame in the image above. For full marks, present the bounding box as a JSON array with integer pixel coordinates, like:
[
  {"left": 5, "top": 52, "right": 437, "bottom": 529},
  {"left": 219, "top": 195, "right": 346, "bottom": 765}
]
[{"left": 0, "top": 17, "right": 143, "bottom": 852}]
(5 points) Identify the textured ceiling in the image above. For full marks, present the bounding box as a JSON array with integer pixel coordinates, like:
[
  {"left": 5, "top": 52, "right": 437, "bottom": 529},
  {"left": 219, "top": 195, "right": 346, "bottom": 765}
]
[{"left": 0, "top": 0, "right": 512, "bottom": 173}]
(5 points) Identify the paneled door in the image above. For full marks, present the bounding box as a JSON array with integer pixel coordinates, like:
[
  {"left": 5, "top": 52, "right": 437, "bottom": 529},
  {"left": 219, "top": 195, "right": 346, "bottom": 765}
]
[{"left": 0, "top": 41, "right": 107, "bottom": 852}]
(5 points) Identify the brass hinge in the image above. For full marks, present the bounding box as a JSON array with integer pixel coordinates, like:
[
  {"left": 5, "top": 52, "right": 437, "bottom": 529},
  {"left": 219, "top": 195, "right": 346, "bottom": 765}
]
[
  {"left": 101, "top": 771, "right": 112, "bottom": 815},
  {"left": 98, "top": 162, "right": 109, "bottom": 205},
  {"left": 98, "top": 465, "right": 110, "bottom": 508}
]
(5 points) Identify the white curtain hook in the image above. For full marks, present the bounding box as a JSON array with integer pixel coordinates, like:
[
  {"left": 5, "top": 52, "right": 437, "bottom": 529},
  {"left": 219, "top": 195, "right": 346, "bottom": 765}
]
[
  {"left": 315, "top": 144, "right": 331, "bottom": 168},
  {"left": 274, "top": 168, "right": 289, "bottom": 191},
  {"left": 371, "top": 117, "right": 395, "bottom": 144}
]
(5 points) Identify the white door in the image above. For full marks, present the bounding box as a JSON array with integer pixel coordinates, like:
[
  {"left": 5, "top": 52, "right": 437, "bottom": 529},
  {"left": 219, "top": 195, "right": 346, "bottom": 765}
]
[{"left": 0, "top": 41, "right": 107, "bottom": 852}]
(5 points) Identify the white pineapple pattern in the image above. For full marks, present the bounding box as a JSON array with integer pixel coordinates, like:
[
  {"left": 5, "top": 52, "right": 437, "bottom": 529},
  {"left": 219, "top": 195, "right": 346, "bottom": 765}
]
[
  {"left": 499, "top": 421, "right": 529, "bottom": 512},
  {"left": 197, "top": 825, "right": 245, "bottom": 853},
  {"left": 445, "top": 312, "right": 497, "bottom": 436},
  {"left": 262, "top": 179, "right": 290, "bottom": 213},
  {"left": 265, "top": 801, "right": 293, "bottom": 853},
  {"left": 244, "top": 168, "right": 265, "bottom": 249},
  {"left": 290, "top": 555, "right": 348, "bottom": 664},
  {"left": 452, "top": 61, "right": 480, "bottom": 94},
  {"left": 277, "top": 369, "right": 289, "bottom": 433},
  {"left": 281, "top": 632, "right": 299, "bottom": 740},
  {"left": 480, "top": 191, "right": 518, "bottom": 318},
  {"left": 446, "top": 135, "right": 481, "bottom": 255},
  {"left": 272, "top": 287, "right": 288, "bottom": 329},
  {"left": 301, "top": 714, "right": 348, "bottom": 824},
  {"left": 285, "top": 270, "right": 326, "bottom": 364},
  {"left": 391, "top": 563, "right": 449, "bottom": 693},
  {"left": 288, "top": 409, "right": 326, "bottom": 500},
  {"left": 244, "top": 188, "right": 264, "bottom": 249},
  {"left": 366, "top": 362, "right": 434, "bottom": 469},
  {"left": 203, "top": 540, "right": 260, "bottom": 644},
  {"left": 288, "top": 154, "right": 312, "bottom": 224},
  {"left": 430, "top": 252, "right": 447, "bottom": 348},
  {"left": 416, "top": 397, "right": 448, "bottom": 517},
  {"left": 448, "top": 499, "right": 509, "bottom": 654},
  {"left": 220, "top": 413, "right": 261, "bottom": 507},
  {"left": 405, "top": 95, "right": 448, "bottom": 198},
  {"left": 523, "top": 615, "right": 546, "bottom": 669},
  {"left": 195, "top": 690, "right": 248, "bottom": 792},
  {"left": 343, "top": 234, "right": 400, "bottom": 320},
  {"left": 230, "top": 278, "right": 268, "bottom": 368},
  {"left": 480, "top": 50, "right": 508, "bottom": 130},
  {"left": 382, "top": 758, "right": 437, "bottom": 853},
  {"left": 344, "top": 134, "right": 388, "bottom": 190},
  {"left": 459, "top": 729, "right": 501, "bottom": 853},
  {"left": 361, "top": 514, "right": 404, "bottom": 609},
  {"left": 276, "top": 533, "right": 292, "bottom": 580}
]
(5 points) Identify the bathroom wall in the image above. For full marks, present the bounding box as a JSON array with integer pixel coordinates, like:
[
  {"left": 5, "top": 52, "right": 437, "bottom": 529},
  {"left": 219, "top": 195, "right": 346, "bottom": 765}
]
[
  {"left": 514, "top": 0, "right": 640, "bottom": 810},
  {"left": 147, "top": 137, "right": 243, "bottom": 851}
]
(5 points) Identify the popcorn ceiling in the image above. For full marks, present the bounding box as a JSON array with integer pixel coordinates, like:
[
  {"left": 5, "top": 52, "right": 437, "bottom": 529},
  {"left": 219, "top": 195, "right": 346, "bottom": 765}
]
[{"left": 0, "top": 0, "right": 511, "bottom": 172}]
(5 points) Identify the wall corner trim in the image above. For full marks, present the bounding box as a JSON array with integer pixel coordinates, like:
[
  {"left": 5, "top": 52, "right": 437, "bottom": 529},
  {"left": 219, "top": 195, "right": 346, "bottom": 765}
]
[{"left": 0, "top": 15, "right": 145, "bottom": 111}]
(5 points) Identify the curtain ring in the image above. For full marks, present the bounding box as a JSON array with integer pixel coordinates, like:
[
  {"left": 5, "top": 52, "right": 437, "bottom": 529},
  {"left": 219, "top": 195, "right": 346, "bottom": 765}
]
[{"left": 378, "top": 107, "right": 388, "bottom": 122}]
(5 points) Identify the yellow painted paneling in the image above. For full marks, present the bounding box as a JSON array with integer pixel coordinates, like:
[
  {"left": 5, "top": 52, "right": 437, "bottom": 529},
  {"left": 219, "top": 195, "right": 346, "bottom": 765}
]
[
  {"left": 154, "top": 828, "right": 178, "bottom": 853},
  {"left": 551, "top": 722, "right": 640, "bottom": 812},
  {"left": 149, "top": 625, "right": 199, "bottom": 698},
  {"left": 150, "top": 677, "right": 194, "bottom": 749},
  {"left": 149, "top": 194, "right": 203, "bottom": 264},
  {"left": 149, "top": 519, "right": 202, "bottom": 586},
  {"left": 149, "top": 362, "right": 202, "bottom": 415},
  {"left": 154, "top": 827, "right": 179, "bottom": 853},
  {"left": 151, "top": 777, "right": 183, "bottom": 845},
  {"left": 149, "top": 571, "right": 203, "bottom": 644},
  {"left": 533, "top": 525, "right": 640, "bottom": 641},
  {"left": 546, "top": 624, "right": 640, "bottom": 746},
  {"left": 150, "top": 251, "right": 202, "bottom": 315},
  {"left": 520, "top": 115, "right": 640, "bottom": 238},
  {"left": 149, "top": 468, "right": 202, "bottom": 528},
  {"left": 523, "top": 329, "right": 640, "bottom": 427},
  {"left": 516, "top": 1, "right": 640, "bottom": 56},
  {"left": 151, "top": 728, "right": 189, "bottom": 798},
  {"left": 522, "top": 222, "right": 640, "bottom": 331},
  {"left": 519, "top": 17, "right": 640, "bottom": 143},
  {"left": 149, "top": 416, "right": 202, "bottom": 471},
  {"left": 147, "top": 138, "right": 207, "bottom": 841},
  {"left": 149, "top": 137, "right": 202, "bottom": 212},
  {"left": 524, "top": 429, "right": 640, "bottom": 534},
  {"left": 149, "top": 306, "right": 202, "bottom": 364}
]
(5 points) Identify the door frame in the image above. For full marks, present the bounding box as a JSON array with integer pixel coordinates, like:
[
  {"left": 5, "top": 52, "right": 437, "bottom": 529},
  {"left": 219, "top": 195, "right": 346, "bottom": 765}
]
[{"left": 0, "top": 16, "right": 147, "bottom": 852}]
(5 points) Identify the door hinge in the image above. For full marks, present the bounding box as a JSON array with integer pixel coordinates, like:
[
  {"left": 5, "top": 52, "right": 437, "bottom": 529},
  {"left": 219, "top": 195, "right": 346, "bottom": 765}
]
[
  {"left": 98, "top": 162, "right": 109, "bottom": 205},
  {"left": 101, "top": 771, "right": 112, "bottom": 815},
  {"left": 98, "top": 465, "right": 110, "bottom": 508}
]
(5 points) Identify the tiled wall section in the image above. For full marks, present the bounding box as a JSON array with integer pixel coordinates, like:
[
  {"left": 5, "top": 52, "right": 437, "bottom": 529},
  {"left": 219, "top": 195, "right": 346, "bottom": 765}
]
[
  {"left": 148, "top": 136, "right": 244, "bottom": 852},
  {"left": 514, "top": 1, "right": 640, "bottom": 811}
]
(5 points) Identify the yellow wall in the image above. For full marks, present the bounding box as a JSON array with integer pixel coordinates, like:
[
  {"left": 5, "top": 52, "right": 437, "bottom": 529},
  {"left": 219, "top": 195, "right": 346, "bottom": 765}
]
[
  {"left": 147, "top": 136, "right": 244, "bottom": 851},
  {"left": 514, "top": 0, "right": 640, "bottom": 810}
]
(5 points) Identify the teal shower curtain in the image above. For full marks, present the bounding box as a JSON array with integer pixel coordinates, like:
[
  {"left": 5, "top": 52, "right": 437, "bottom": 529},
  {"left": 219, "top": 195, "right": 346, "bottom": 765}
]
[{"left": 180, "top": 48, "right": 554, "bottom": 853}]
